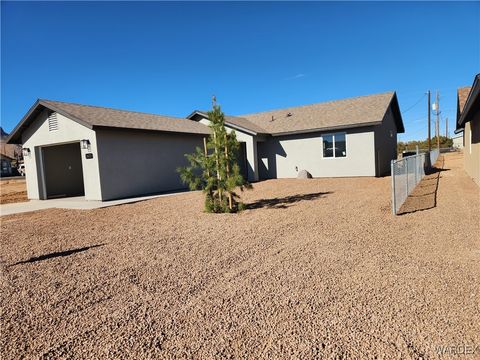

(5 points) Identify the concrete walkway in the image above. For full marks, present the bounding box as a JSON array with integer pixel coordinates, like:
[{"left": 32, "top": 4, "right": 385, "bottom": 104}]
[{"left": 0, "top": 192, "right": 187, "bottom": 216}]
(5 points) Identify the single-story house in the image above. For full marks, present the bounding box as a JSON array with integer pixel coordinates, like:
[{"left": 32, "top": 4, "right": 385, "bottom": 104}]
[
  {"left": 456, "top": 74, "right": 480, "bottom": 186},
  {"left": 7, "top": 100, "right": 210, "bottom": 200},
  {"left": 188, "top": 91, "right": 404, "bottom": 181},
  {"left": 8, "top": 91, "right": 404, "bottom": 201},
  {"left": 452, "top": 131, "right": 464, "bottom": 149},
  {"left": 0, "top": 153, "right": 14, "bottom": 177}
]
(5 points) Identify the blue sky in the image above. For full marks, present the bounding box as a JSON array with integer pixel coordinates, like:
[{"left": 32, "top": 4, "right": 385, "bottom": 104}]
[{"left": 1, "top": 1, "right": 479, "bottom": 141}]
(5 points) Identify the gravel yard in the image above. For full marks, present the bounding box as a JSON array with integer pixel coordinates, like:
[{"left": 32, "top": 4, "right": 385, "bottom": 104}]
[
  {"left": 0, "top": 152, "right": 479, "bottom": 359},
  {"left": 0, "top": 178, "right": 27, "bottom": 204}
]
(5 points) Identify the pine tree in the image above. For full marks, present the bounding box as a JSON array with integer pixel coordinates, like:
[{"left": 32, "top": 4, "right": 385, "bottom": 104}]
[{"left": 178, "top": 104, "right": 251, "bottom": 213}]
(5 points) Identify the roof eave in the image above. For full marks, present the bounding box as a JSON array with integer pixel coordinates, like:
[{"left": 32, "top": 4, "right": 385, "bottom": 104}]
[
  {"left": 7, "top": 99, "right": 94, "bottom": 144},
  {"left": 6, "top": 99, "right": 42, "bottom": 144},
  {"left": 458, "top": 74, "right": 480, "bottom": 127},
  {"left": 91, "top": 124, "right": 211, "bottom": 136},
  {"left": 270, "top": 121, "right": 381, "bottom": 137},
  {"left": 186, "top": 110, "right": 261, "bottom": 136}
]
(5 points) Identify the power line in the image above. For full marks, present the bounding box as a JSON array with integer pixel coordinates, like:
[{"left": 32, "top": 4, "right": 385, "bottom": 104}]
[{"left": 401, "top": 93, "right": 427, "bottom": 114}]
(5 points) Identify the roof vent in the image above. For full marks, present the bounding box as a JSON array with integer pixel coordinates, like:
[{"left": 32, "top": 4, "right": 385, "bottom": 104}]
[
  {"left": 286, "top": 112, "right": 292, "bottom": 117},
  {"left": 270, "top": 115, "right": 275, "bottom": 122},
  {"left": 48, "top": 112, "right": 59, "bottom": 131}
]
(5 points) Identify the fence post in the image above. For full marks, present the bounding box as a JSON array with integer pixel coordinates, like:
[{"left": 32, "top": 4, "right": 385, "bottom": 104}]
[
  {"left": 406, "top": 159, "right": 409, "bottom": 195},
  {"left": 415, "top": 155, "right": 418, "bottom": 184},
  {"left": 391, "top": 160, "right": 396, "bottom": 215}
]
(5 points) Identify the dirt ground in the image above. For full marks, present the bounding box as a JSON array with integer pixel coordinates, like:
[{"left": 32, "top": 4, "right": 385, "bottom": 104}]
[
  {"left": 0, "top": 152, "right": 479, "bottom": 359},
  {"left": 0, "top": 178, "right": 27, "bottom": 204}
]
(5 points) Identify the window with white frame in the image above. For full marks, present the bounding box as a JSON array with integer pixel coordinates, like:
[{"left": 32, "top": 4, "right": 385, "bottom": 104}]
[{"left": 323, "top": 132, "right": 346, "bottom": 158}]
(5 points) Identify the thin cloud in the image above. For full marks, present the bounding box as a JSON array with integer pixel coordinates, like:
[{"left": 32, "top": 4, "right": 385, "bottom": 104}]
[{"left": 284, "top": 73, "right": 306, "bottom": 80}]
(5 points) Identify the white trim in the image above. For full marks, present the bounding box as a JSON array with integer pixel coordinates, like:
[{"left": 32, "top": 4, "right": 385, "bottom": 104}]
[{"left": 322, "top": 132, "right": 347, "bottom": 159}]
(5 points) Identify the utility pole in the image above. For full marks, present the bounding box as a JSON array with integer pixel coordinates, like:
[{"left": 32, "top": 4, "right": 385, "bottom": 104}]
[
  {"left": 445, "top": 117, "right": 448, "bottom": 138},
  {"left": 435, "top": 91, "right": 440, "bottom": 150},
  {"left": 427, "top": 90, "right": 431, "bottom": 152}
]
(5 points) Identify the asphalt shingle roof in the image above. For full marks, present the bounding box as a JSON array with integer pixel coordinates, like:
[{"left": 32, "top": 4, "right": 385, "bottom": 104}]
[
  {"left": 192, "top": 111, "right": 267, "bottom": 134},
  {"left": 457, "top": 86, "right": 471, "bottom": 114},
  {"left": 239, "top": 92, "right": 400, "bottom": 136},
  {"left": 41, "top": 100, "right": 211, "bottom": 135}
]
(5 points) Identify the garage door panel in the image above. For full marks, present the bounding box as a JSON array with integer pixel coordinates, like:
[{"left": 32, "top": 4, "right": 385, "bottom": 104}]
[{"left": 42, "top": 143, "right": 85, "bottom": 198}]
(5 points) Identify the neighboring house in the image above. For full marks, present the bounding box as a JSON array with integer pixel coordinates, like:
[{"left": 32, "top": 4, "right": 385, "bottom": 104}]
[
  {"left": 1, "top": 126, "right": 22, "bottom": 161},
  {"left": 456, "top": 74, "right": 480, "bottom": 186},
  {"left": 452, "top": 131, "right": 464, "bottom": 149},
  {"left": 0, "top": 153, "right": 14, "bottom": 177},
  {"left": 7, "top": 100, "right": 210, "bottom": 200},
  {"left": 188, "top": 92, "right": 404, "bottom": 181}
]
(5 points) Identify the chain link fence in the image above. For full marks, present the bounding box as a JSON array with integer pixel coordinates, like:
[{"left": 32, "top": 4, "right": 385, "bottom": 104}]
[{"left": 391, "top": 149, "right": 439, "bottom": 215}]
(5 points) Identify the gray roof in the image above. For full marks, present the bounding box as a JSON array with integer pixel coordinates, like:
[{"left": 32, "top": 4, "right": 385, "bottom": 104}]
[
  {"left": 240, "top": 92, "right": 404, "bottom": 136},
  {"left": 188, "top": 110, "right": 267, "bottom": 135},
  {"left": 188, "top": 92, "right": 403, "bottom": 136},
  {"left": 8, "top": 99, "right": 210, "bottom": 143}
]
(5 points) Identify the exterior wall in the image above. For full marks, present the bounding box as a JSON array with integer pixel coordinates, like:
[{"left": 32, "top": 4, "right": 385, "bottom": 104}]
[
  {"left": 257, "top": 127, "right": 376, "bottom": 179},
  {"left": 21, "top": 110, "right": 102, "bottom": 200},
  {"left": 452, "top": 134, "right": 464, "bottom": 149},
  {"left": 95, "top": 128, "right": 205, "bottom": 200},
  {"left": 374, "top": 107, "right": 398, "bottom": 176},
  {"left": 464, "top": 113, "right": 480, "bottom": 186},
  {"left": 197, "top": 117, "right": 259, "bottom": 182}
]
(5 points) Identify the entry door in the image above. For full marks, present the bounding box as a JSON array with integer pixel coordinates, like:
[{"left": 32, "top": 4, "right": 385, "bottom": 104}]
[
  {"left": 236, "top": 142, "right": 248, "bottom": 180},
  {"left": 42, "top": 143, "right": 85, "bottom": 199}
]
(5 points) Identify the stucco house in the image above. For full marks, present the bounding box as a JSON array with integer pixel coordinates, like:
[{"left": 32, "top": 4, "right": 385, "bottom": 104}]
[
  {"left": 452, "top": 131, "right": 464, "bottom": 149},
  {"left": 0, "top": 153, "right": 14, "bottom": 177},
  {"left": 7, "top": 100, "right": 210, "bottom": 200},
  {"left": 188, "top": 92, "right": 404, "bottom": 181},
  {"left": 7, "top": 91, "right": 404, "bottom": 201},
  {"left": 456, "top": 74, "right": 480, "bottom": 186}
]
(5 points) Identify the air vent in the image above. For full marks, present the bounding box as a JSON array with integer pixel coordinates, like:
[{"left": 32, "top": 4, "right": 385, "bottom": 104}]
[{"left": 48, "top": 112, "right": 59, "bottom": 131}]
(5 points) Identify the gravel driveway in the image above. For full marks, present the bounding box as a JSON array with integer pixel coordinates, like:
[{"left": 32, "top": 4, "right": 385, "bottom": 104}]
[{"left": 1, "top": 152, "right": 479, "bottom": 359}]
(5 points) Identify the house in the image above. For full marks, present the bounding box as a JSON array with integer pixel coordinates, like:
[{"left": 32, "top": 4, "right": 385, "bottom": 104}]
[
  {"left": 188, "top": 92, "right": 404, "bottom": 181},
  {"left": 456, "top": 74, "right": 480, "bottom": 186},
  {"left": 7, "top": 92, "right": 404, "bottom": 201},
  {"left": 0, "top": 153, "right": 14, "bottom": 177},
  {"left": 1, "top": 126, "right": 21, "bottom": 161},
  {"left": 7, "top": 100, "right": 210, "bottom": 200},
  {"left": 452, "top": 131, "right": 464, "bottom": 149}
]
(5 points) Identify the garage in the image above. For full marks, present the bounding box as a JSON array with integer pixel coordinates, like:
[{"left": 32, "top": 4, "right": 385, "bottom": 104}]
[
  {"left": 7, "top": 99, "right": 211, "bottom": 201},
  {"left": 40, "top": 142, "right": 85, "bottom": 199}
]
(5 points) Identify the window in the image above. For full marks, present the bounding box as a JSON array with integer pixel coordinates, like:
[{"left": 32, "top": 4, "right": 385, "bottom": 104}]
[{"left": 323, "top": 132, "right": 346, "bottom": 158}]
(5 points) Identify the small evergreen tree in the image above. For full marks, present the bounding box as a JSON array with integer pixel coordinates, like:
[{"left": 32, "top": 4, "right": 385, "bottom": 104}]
[{"left": 178, "top": 104, "right": 251, "bottom": 213}]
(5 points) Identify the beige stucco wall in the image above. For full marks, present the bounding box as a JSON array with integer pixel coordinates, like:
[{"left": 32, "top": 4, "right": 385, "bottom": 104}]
[
  {"left": 21, "top": 110, "right": 102, "bottom": 200},
  {"left": 95, "top": 128, "right": 205, "bottom": 200},
  {"left": 257, "top": 127, "right": 376, "bottom": 178},
  {"left": 464, "top": 113, "right": 480, "bottom": 186}
]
